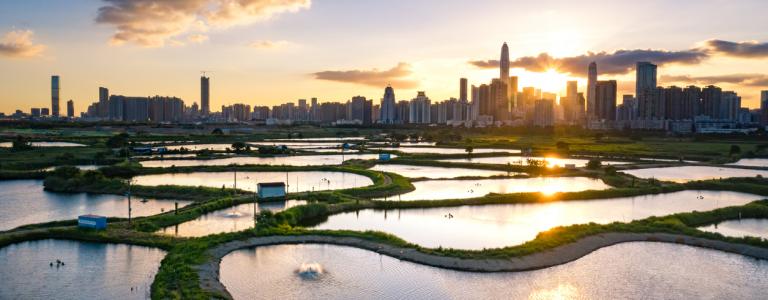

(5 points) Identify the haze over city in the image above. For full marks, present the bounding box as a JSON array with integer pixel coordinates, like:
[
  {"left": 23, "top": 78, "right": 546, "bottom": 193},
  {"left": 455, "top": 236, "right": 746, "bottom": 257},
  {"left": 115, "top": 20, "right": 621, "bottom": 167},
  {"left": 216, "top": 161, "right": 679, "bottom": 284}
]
[{"left": 1, "top": 0, "right": 768, "bottom": 116}]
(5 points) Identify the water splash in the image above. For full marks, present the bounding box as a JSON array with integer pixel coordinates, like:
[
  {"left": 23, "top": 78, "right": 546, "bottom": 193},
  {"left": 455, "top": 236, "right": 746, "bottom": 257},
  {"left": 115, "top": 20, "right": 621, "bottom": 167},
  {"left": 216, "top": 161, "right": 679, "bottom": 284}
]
[{"left": 296, "top": 262, "right": 324, "bottom": 280}]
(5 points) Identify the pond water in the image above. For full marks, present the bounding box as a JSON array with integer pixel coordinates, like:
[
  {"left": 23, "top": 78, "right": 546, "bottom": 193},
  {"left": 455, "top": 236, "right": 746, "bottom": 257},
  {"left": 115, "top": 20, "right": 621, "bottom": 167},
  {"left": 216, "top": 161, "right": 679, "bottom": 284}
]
[
  {"left": 157, "top": 200, "right": 307, "bottom": 237},
  {"left": 315, "top": 190, "right": 760, "bottom": 249},
  {"left": 0, "top": 141, "right": 85, "bottom": 147},
  {"left": 378, "top": 177, "right": 610, "bottom": 201},
  {"left": 220, "top": 242, "right": 768, "bottom": 300},
  {"left": 441, "top": 156, "right": 628, "bottom": 167},
  {"left": 370, "top": 164, "right": 513, "bottom": 179},
  {"left": 622, "top": 166, "right": 768, "bottom": 183},
  {"left": 164, "top": 144, "right": 234, "bottom": 151},
  {"left": 0, "top": 239, "right": 165, "bottom": 299},
  {"left": 139, "top": 154, "right": 387, "bottom": 167},
  {"left": 0, "top": 180, "right": 191, "bottom": 231},
  {"left": 728, "top": 158, "right": 768, "bottom": 168},
  {"left": 43, "top": 165, "right": 103, "bottom": 171},
  {"left": 699, "top": 219, "right": 768, "bottom": 240},
  {"left": 369, "top": 146, "right": 519, "bottom": 154},
  {"left": 263, "top": 137, "right": 366, "bottom": 141},
  {"left": 249, "top": 142, "right": 353, "bottom": 149},
  {"left": 132, "top": 171, "right": 373, "bottom": 193}
]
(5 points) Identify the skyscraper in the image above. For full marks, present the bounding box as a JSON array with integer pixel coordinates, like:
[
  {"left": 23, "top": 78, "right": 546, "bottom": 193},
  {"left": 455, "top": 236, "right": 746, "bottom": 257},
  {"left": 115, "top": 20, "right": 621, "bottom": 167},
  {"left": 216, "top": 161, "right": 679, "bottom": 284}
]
[
  {"left": 508, "top": 76, "right": 518, "bottom": 108},
  {"left": 761, "top": 90, "right": 768, "bottom": 126},
  {"left": 459, "top": 78, "right": 468, "bottom": 102},
  {"left": 99, "top": 87, "right": 109, "bottom": 118},
  {"left": 595, "top": 80, "right": 617, "bottom": 121},
  {"left": 66, "top": 100, "right": 74, "bottom": 118},
  {"left": 586, "top": 62, "right": 597, "bottom": 120},
  {"left": 51, "top": 75, "right": 60, "bottom": 117},
  {"left": 500, "top": 43, "right": 509, "bottom": 86},
  {"left": 635, "top": 62, "right": 657, "bottom": 97},
  {"left": 380, "top": 85, "right": 397, "bottom": 124},
  {"left": 201, "top": 76, "right": 210, "bottom": 116}
]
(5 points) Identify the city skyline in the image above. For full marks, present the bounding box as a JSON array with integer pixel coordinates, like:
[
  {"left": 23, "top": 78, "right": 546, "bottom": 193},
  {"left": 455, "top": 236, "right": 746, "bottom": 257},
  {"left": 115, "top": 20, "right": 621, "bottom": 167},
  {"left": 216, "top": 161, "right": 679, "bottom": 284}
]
[{"left": 1, "top": 0, "right": 768, "bottom": 114}]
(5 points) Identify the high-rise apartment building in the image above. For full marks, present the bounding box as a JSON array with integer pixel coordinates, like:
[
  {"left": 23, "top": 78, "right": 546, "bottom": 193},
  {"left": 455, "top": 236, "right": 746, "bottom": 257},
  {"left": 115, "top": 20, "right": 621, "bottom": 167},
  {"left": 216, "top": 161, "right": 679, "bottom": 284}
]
[
  {"left": 66, "top": 100, "right": 74, "bottom": 118},
  {"left": 586, "top": 62, "right": 597, "bottom": 120},
  {"left": 595, "top": 80, "right": 617, "bottom": 121},
  {"left": 409, "top": 91, "right": 431, "bottom": 124},
  {"left": 51, "top": 76, "right": 60, "bottom": 117},
  {"left": 380, "top": 85, "right": 397, "bottom": 124},
  {"left": 99, "top": 87, "right": 109, "bottom": 118},
  {"left": 201, "top": 76, "right": 210, "bottom": 116},
  {"left": 459, "top": 78, "right": 468, "bottom": 102},
  {"left": 761, "top": 90, "right": 768, "bottom": 125},
  {"left": 635, "top": 62, "right": 657, "bottom": 97}
]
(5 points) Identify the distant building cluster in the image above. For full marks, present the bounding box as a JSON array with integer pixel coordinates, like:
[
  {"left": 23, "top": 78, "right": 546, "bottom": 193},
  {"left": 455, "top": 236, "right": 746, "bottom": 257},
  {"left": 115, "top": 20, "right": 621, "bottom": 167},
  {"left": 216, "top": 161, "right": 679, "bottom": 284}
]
[{"left": 3, "top": 43, "right": 768, "bottom": 134}]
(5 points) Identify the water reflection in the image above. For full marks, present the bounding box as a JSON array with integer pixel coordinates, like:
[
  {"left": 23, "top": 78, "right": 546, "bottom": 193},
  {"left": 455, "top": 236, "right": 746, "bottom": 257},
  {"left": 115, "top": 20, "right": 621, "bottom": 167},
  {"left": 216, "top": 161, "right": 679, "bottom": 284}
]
[
  {"left": 368, "top": 147, "right": 519, "bottom": 154},
  {"left": 221, "top": 242, "right": 768, "bottom": 300},
  {"left": 132, "top": 171, "right": 373, "bottom": 193},
  {"left": 157, "top": 200, "right": 306, "bottom": 237},
  {"left": 0, "top": 239, "right": 165, "bottom": 299},
  {"left": 378, "top": 177, "right": 610, "bottom": 201},
  {"left": 622, "top": 166, "right": 768, "bottom": 183},
  {"left": 442, "top": 156, "right": 628, "bottom": 168},
  {"left": 0, "top": 142, "right": 85, "bottom": 147},
  {"left": 699, "top": 219, "right": 768, "bottom": 240},
  {"left": 316, "top": 190, "right": 760, "bottom": 249},
  {"left": 140, "top": 154, "right": 387, "bottom": 167},
  {"left": 0, "top": 180, "right": 191, "bottom": 231},
  {"left": 728, "top": 158, "right": 768, "bottom": 167},
  {"left": 370, "top": 164, "right": 513, "bottom": 179}
]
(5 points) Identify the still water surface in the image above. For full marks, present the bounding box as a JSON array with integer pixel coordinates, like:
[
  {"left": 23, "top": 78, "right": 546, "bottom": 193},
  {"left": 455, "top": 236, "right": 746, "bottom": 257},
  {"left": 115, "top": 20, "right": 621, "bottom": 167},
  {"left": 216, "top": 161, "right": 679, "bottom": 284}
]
[
  {"left": 370, "top": 164, "right": 512, "bottom": 178},
  {"left": 699, "top": 219, "right": 768, "bottom": 240},
  {"left": 728, "top": 158, "right": 768, "bottom": 167},
  {"left": 0, "top": 141, "right": 85, "bottom": 147},
  {"left": 442, "top": 156, "right": 628, "bottom": 167},
  {"left": 316, "top": 190, "right": 760, "bottom": 249},
  {"left": 221, "top": 242, "right": 768, "bottom": 300},
  {"left": 0, "top": 180, "right": 190, "bottom": 231},
  {"left": 140, "top": 154, "right": 386, "bottom": 167},
  {"left": 132, "top": 171, "right": 373, "bottom": 192},
  {"left": 378, "top": 177, "right": 610, "bottom": 201},
  {"left": 157, "top": 200, "right": 307, "bottom": 237},
  {"left": 369, "top": 146, "right": 519, "bottom": 154},
  {"left": 622, "top": 166, "right": 768, "bottom": 183},
  {"left": 0, "top": 239, "right": 165, "bottom": 299}
]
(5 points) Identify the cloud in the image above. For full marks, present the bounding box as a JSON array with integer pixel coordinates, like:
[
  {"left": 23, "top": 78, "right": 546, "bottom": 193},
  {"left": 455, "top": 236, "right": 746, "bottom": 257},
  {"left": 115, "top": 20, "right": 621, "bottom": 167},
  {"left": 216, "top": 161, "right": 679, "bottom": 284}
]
[
  {"left": 470, "top": 49, "right": 706, "bottom": 76},
  {"left": 0, "top": 30, "right": 45, "bottom": 58},
  {"left": 661, "top": 74, "right": 768, "bottom": 87},
  {"left": 187, "top": 34, "right": 209, "bottom": 43},
  {"left": 702, "top": 39, "right": 768, "bottom": 58},
  {"left": 95, "top": 0, "right": 310, "bottom": 47},
  {"left": 249, "top": 39, "right": 295, "bottom": 50},
  {"left": 312, "top": 62, "right": 419, "bottom": 89}
]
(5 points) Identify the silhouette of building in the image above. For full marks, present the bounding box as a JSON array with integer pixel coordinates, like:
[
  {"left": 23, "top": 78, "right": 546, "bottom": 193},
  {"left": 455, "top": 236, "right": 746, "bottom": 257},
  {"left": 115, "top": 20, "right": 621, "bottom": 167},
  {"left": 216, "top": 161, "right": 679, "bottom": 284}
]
[
  {"left": 761, "top": 90, "right": 768, "bottom": 126},
  {"left": 51, "top": 75, "right": 60, "bottom": 117},
  {"left": 66, "top": 100, "right": 74, "bottom": 118},
  {"left": 409, "top": 91, "right": 431, "bottom": 124},
  {"left": 595, "top": 80, "right": 617, "bottom": 121},
  {"left": 99, "top": 87, "right": 109, "bottom": 118},
  {"left": 201, "top": 76, "right": 210, "bottom": 116},
  {"left": 380, "top": 85, "right": 397, "bottom": 124},
  {"left": 586, "top": 62, "right": 597, "bottom": 120}
]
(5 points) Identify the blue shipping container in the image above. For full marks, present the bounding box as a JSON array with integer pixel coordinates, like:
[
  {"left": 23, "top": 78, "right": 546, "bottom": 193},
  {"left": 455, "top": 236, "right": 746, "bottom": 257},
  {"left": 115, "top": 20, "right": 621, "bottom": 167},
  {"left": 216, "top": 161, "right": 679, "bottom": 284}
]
[{"left": 78, "top": 214, "right": 107, "bottom": 230}]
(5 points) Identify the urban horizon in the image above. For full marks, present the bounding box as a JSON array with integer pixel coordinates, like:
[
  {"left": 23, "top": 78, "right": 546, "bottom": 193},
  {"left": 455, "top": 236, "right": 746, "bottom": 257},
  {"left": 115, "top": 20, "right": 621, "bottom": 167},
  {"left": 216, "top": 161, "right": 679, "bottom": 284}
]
[{"left": 2, "top": 1, "right": 768, "bottom": 116}]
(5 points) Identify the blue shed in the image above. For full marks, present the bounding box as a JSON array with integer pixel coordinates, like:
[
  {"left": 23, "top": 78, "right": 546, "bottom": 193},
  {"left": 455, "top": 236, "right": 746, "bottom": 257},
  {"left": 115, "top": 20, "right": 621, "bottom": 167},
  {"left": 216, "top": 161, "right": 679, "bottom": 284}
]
[
  {"left": 258, "top": 182, "right": 286, "bottom": 199},
  {"left": 78, "top": 214, "right": 107, "bottom": 230},
  {"left": 378, "top": 153, "right": 391, "bottom": 161}
]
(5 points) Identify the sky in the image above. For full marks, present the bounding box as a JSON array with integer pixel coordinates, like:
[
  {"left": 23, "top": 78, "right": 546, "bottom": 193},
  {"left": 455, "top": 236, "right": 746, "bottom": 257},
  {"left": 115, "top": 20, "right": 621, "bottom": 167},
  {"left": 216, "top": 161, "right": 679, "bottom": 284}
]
[{"left": 1, "top": 0, "right": 767, "bottom": 115}]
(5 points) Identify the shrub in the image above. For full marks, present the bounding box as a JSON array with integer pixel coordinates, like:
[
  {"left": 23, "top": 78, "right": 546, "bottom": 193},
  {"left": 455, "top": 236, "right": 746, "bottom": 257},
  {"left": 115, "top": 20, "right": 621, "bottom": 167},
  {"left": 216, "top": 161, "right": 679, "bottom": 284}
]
[{"left": 586, "top": 159, "right": 602, "bottom": 170}]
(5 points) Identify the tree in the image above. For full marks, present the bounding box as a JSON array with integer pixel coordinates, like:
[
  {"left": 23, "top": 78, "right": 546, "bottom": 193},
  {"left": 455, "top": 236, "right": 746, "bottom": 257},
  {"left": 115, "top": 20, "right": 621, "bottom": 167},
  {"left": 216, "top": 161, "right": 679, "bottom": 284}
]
[
  {"left": 730, "top": 145, "right": 741, "bottom": 156},
  {"left": 231, "top": 141, "right": 248, "bottom": 152},
  {"left": 586, "top": 159, "right": 602, "bottom": 170},
  {"left": 11, "top": 135, "right": 32, "bottom": 152},
  {"left": 211, "top": 128, "right": 223, "bottom": 135},
  {"left": 465, "top": 146, "right": 474, "bottom": 156},
  {"left": 556, "top": 141, "right": 570, "bottom": 152},
  {"left": 106, "top": 133, "right": 129, "bottom": 148}
]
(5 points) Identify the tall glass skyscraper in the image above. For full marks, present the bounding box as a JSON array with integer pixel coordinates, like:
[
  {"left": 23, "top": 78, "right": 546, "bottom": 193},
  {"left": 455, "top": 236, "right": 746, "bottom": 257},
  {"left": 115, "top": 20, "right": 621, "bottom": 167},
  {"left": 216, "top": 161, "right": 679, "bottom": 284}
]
[{"left": 51, "top": 75, "right": 60, "bottom": 117}]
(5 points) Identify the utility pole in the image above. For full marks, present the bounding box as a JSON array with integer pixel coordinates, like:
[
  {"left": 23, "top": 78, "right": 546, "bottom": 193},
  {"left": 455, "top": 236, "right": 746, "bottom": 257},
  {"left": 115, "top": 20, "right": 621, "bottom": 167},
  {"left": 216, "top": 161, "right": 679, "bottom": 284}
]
[{"left": 127, "top": 179, "right": 132, "bottom": 225}]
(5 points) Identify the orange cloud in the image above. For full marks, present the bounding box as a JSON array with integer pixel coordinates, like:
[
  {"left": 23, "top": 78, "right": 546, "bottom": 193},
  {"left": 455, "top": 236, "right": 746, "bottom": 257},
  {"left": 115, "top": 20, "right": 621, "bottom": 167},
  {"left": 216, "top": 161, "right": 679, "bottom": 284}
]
[
  {"left": 312, "top": 62, "right": 419, "bottom": 89},
  {"left": 0, "top": 30, "right": 45, "bottom": 58},
  {"left": 95, "top": 0, "right": 310, "bottom": 47}
]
